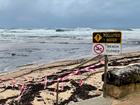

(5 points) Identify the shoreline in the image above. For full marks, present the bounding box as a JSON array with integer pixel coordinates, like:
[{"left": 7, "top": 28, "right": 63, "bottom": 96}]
[
  {"left": 0, "top": 51, "right": 139, "bottom": 77},
  {"left": 0, "top": 53, "right": 100, "bottom": 81},
  {"left": 0, "top": 53, "right": 94, "bottom": 74}
]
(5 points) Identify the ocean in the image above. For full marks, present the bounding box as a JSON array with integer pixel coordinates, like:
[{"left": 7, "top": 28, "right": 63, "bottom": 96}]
[{"left": 0, "top": 28, "right": 140, "bottom": 72}]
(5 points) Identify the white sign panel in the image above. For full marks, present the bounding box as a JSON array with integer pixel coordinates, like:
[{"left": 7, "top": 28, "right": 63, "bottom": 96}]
[
  {"left": 92, "top": 44, "right": 121, "bottom": 55},
  {"left": 106, "top": 44, "right": 121, "bottom": 55}
]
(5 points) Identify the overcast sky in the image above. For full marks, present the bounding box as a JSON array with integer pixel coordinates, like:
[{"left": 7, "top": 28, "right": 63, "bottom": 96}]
[{"left": 0, "top": 0, "right": 140, "bottom": 28}]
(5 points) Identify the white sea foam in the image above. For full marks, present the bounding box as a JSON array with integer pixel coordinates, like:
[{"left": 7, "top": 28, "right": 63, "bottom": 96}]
[{"left": 0, "top": 28, "right": 140, "bottom": 72}]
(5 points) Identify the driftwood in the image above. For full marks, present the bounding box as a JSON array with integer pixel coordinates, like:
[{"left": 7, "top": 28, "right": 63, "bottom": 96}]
[{"left": 102, "top": 64, "right": 140, "bottom": 86}]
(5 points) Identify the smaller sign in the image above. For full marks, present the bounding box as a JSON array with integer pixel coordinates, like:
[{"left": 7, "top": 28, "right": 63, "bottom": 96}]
[
  {"left": 93, "top": 44, "right": 104, "bottom": 55},
  {"left": 105, "top": 44, "right": 121, "bottom": 55}
]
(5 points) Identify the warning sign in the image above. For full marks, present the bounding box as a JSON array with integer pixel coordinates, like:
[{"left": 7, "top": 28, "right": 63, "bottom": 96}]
[
  {"left": 93, "top": 32, "right": 122, "bottom": 43},
  {"left": 92, "top": 32, "right": 122, "bottom": 55},
  {"left": 94, "top": 34, "right": 102, "bottom": 42}
]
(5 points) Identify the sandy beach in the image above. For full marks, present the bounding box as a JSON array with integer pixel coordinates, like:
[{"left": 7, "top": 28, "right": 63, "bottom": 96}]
[
  {"left": 0, "top": 0, "right": 140, "bottom": 104},
  {"left": 0, "top": 51, "right": 140, "bottom": 105}
]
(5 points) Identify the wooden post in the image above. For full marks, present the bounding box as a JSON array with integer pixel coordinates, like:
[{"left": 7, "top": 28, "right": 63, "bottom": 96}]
[
  {"left": 103, "top": 55, "right": 108, "bottom": 97},
  {"left": 56, "top": 80, "right": 59, "bottom": 105}
]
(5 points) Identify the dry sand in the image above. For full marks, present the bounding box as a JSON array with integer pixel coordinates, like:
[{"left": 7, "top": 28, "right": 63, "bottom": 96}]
[{"left": 0, "top": 51, "right": 140, "bottom": 105}]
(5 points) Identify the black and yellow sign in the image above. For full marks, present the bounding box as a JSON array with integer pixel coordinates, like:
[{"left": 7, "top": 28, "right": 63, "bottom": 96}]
[{"left": 93, "top": 32, "right": 122, "bottom": 43}]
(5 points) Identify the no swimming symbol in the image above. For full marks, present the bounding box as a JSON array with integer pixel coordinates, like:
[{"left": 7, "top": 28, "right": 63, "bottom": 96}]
[{"left": 93, "top": 44, "right": 104, "bottom": 54}]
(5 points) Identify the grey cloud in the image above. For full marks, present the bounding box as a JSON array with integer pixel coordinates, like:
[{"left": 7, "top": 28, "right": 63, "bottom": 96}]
[{"left": 0, "top": 0, "right": 140, "bottom": 28}]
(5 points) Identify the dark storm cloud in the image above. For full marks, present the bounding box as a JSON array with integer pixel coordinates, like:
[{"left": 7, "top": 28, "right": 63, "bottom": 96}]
[{"left": 0, "top": 0, "right": 140, "bottom": 28}]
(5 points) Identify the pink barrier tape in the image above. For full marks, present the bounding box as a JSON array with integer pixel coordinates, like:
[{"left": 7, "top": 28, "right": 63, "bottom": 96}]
[
  {"left": 72, "top": 70, "right": 80, "bottom": 75},
  {"left": 59, "top": 62, "right": 101, "bottom": 82},
  {"left": 79, "top": 79, "right": 84, "bottom": 87},
  {"left": 53, "top": 62, "right": 102, "bottom": 89},
  {"left": 63, "top": 76, "right": 69, "bottom": 81},
  {"left": 3, "top": 62, "right": 102, "bottom": 93},
  {"left": 68, "top": 73, "right": 73, "bottom": 76},
  {"left": 19, "top": 84, "right": 26, "bottom": 95},
  {"left": 15, "top": 83, "right": 27, "bottom": 101},
  {"left": 81, "top": 62, "right": 101, "bottom": 72}
]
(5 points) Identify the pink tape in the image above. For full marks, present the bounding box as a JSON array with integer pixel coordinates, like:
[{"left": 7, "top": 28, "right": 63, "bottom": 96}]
[
  {"left": 72, "top": 70, "right": 80, "bottom": 75},
  {"left": 83, "top": 62, "right": 101, "bottom": 72},
  {"left": 57, "top": 63, "right": 101, "bottom": 83},
  {"left": 39, "top": 62, "right": 102, "bottom": 90},
  {"left": 68, "top": 73, "right": 73, "bottom": 76},
  {"left": 79, "top": 79, "right": 84, "bottom": 87},
  {"left": 19, "top": 84, "right": 26, "bottom": 95},
  {"left": 61, "top": 76, "right": 68, "bottom": 81}
]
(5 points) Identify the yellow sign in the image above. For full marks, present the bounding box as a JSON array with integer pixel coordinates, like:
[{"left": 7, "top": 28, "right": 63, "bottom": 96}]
[
  {"left": 93, "top": 32, "right": 122, "bottom": 43},
  {"left": 94, "top": 34, "right": 102, "bottom": 42}
]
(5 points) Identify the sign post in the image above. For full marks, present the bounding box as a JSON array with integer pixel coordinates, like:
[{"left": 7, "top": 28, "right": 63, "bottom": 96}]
[
  {"left": 92, "top": 32, "right": 122, "bottom": 97},
  {"left": 56, "top": 80, "right": 59, "bottom": 105},
  {"left": 104, "top": 55, "right": 108, "bottom": 97}
]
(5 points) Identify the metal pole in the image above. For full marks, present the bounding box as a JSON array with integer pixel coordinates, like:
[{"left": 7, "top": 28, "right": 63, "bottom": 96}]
[
  {"left": 56, "top": 80, "right": 59, "bottom": 105},
  {"left": 103, "top": 55, "right": 108, "bottom": 97}
]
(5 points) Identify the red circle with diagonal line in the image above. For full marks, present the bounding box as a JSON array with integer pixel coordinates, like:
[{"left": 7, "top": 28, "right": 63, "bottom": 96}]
[{"left": 93, "top": 44, "right": 104, "bottom": 54}]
